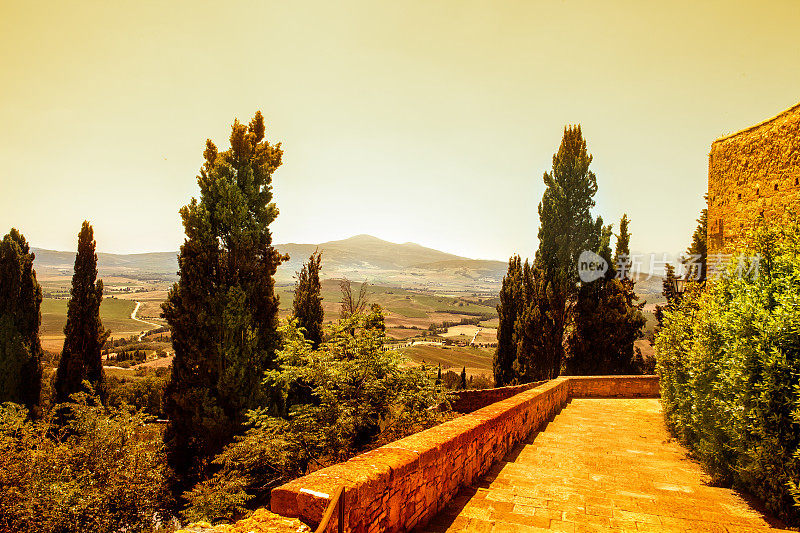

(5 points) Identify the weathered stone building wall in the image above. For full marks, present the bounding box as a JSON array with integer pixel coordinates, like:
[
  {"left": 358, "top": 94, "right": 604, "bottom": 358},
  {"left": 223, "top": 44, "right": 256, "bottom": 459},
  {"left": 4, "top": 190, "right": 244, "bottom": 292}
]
[{"left": 708, "top": 102, "right": 800, "bottom": 256}]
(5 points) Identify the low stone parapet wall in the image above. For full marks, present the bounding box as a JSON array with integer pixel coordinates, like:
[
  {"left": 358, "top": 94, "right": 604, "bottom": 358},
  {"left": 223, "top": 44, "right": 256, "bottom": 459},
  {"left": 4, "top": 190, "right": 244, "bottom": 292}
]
[
  {"left": 267, "top": 375, "right": 659, "bottom": 532},
  {"left": 448, "top": 380, "right": 548, "bottom": 413},
  {"left": 568, "top": 375, "right": 659, "bottom": 398}
]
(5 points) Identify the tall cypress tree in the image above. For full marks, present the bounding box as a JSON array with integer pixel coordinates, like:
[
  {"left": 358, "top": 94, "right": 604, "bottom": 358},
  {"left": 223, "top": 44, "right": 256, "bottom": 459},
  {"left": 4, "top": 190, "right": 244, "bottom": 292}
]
[
  {"left": 534, "top": 125, "right": 599, "bottom": 377},
  {"left": 493, "top": 255, "right": 523, "bottom": 386},
  {"left": 513, "top": 261, "right": 561, "bottom": 381},
  {"left": 682, "top": 207, "right": 708, "bottom": 282},
  {"left": 292, "top": 251, "right": 324, "bottom": 349},
  {"left": 55, "top": 221, "right": 108, "bottom": 403},
  {"left": 0, "top": 229, "right": 43, "bottom": 416},
  {"left": 162, "top": 111, "right": 285, "bottom": 493},
  {"left": 566, "top": 217, "right": 645, "bottom": 375},
  {"left": 615, "top": 213, "right": 631, "bottom": 271}
]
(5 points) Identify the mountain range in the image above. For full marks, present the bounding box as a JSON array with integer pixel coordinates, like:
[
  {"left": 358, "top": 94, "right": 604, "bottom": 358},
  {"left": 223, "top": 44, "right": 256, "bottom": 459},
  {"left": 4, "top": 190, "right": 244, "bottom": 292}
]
[{"left": 32, "top": 234, "right": 507, "bottom": 292}]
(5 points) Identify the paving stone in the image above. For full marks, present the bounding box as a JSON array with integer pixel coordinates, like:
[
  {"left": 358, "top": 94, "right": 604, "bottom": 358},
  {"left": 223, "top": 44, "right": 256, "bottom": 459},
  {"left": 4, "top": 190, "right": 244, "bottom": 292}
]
[{"left": 415, "top": 399, "right": 791, "bottom": 532}]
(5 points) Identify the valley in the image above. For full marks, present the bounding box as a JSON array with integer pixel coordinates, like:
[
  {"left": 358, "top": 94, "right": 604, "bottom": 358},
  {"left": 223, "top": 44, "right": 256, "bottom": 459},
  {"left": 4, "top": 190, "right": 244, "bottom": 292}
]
[{"left": 32, "top": 234, "right": 663, "bottom": 383}]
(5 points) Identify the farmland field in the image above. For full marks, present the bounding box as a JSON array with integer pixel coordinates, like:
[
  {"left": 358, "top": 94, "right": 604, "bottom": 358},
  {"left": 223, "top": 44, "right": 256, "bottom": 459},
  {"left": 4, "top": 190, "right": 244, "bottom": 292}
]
[
  {"left": 40, "top": 297, "right": 159, "bottom": 352},
  {"left": 400, "top": 344, "right": 493, "bottom": 374},
  {"left": 275, "top": 279, "right": 497, "bottom": 339}
]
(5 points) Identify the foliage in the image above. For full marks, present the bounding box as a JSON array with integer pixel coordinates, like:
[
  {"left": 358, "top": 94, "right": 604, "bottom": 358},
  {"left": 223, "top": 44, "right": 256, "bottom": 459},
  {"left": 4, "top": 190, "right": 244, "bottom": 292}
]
[
  {"left": 181, "top": 310, "right": 449, "bottom": 522},
  {"left": 681, "top": 205, "right": 708, "bottom": 282},
  {"left": 292, "top": 251, "right": 324, "bottom": 348},
  {"left": 513, "top": 261, "right": 562, "bottom": 381},
  {"left": 162, "top": 112, "right": 285, "bottom": 494},
  {"left": 0, "top": 229, "right": 43, "bottom": 416},
  {"left": 536, "top": 124, "right": 599, "bottom": 294},
  {"left": 614, "top": 213, "right": 631, "bottom": 264},
  {"left": 656, "top": 221, "right": 800, "bottom": 524},
  {"left": 496, "top": 127, "right": 626, "bottom": 383},
  {"left": 494, "top": 256, "right": 523, "bottom": 386},
  {"left": 567, "top": 214, "right": 646, "bottom": 374},
  {"left": 567, "top": 277, "right": 646, "bottom": 374},
  {"left": 55, "top": 221, "right": 108, "bottom": 404},
  {"left": 0, "top": 399, "right": 171, "bottom": 533},
  {"left": 339, "top": 277, "right": 369, "bottom": 319},
  {"left": 495, "top": 257, "right": 578, "bottom": 385},
  {"left": 106, "top": 371, "right": 169, "bottom": 418},
  {"left": 534, "top": 125, "right": 600, "bottom": 376},
  {"left": 654, "top": 263, "right": 680, "bottom": 331}
]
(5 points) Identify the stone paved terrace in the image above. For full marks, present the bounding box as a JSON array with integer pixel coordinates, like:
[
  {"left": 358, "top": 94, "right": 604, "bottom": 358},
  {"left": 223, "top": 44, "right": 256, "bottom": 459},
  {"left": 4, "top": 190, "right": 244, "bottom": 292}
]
[{"left": 417, "top": 398, "right": 790, "bottom": 533}]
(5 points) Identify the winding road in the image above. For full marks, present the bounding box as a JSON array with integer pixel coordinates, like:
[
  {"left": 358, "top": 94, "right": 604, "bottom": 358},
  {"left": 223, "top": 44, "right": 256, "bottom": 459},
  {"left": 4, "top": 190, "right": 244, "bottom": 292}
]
[{"left": 130, "top": 301, "right": 160, "bottom": 341}]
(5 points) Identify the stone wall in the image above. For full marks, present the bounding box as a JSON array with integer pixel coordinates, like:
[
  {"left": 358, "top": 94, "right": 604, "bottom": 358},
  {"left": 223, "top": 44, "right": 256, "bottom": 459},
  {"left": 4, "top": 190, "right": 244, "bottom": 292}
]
[
  {"left": 568, "top": 375, "right": 659, "bottom": 398},
  {"left": 448, "top": 380, "right": 548, "bottom": 413},
  {"left": 708, "top": 102, "right": 800, "bottom": 256},
  {"left": 267, "top": 375, "right": 659, "bottom": 532}
]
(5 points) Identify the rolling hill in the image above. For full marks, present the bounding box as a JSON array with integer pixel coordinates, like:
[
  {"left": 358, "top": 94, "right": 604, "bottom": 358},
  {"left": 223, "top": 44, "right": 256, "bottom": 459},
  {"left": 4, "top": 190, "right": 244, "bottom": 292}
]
[{"left": 32, "top": 234, "right": 507, "bottom": 292}]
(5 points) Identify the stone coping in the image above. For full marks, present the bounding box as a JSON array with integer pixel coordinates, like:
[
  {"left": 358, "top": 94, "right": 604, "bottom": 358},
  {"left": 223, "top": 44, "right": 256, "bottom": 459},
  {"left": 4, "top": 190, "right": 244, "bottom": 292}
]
[
  {"left": 448, "top": 380, "right": 548, "bottom": 413},
  {"left": 713, "top": 100, "right": 800, "bottom": 143},
  {"left": 268, "top": 375, "right": 659, "bottom": 532}
]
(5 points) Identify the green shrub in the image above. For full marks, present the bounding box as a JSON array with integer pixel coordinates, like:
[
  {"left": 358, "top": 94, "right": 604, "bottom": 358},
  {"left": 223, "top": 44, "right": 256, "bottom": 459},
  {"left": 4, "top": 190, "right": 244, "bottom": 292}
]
[
  {"left": 181, "top": 310, "right": 449, "bottom": 522},
  {"left": 107, "top": 372, "right": 169, "bottom": 418},
  {"left": 656, "top": 222, "right": 800, "bottom": 524},
  {"left": 0, "top": 398, "right": 172, "bottom": 533}
]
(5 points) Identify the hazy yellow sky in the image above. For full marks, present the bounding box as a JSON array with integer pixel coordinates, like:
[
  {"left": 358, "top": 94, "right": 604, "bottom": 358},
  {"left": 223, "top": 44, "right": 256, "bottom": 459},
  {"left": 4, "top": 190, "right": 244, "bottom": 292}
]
[{"left": 1, "top": 0, "right": 798, "bottom": 260}]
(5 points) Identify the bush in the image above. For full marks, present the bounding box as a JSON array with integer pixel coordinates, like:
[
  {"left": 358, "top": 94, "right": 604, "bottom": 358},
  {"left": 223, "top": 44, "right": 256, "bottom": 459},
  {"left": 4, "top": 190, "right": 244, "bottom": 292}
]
[
  {"left": 181, "top": 310, "right": 449, "bottom": 522},
  {"left": 0, "top": 398, "right": 172, "bottom": 533},
  {"left": 656, "top": 222, "right": 800, "bottom": 524},
  {"left": 107, "top": 373, "right": 169, "bottom": 418}
]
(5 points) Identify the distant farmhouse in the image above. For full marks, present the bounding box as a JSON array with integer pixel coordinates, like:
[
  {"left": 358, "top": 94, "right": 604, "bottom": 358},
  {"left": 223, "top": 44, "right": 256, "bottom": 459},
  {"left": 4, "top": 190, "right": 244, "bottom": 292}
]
[{"left": 708, "top": 102, "right": 800, "bottom": 256}]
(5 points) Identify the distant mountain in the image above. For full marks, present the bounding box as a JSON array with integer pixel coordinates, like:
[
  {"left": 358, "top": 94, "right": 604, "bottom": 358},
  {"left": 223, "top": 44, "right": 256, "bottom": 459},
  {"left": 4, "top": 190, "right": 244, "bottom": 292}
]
[
  {"left": 32, "top": 235, "right": 507, "bottom": 291},
  {"left": 278, "top": 234, "right": 477, "bottom": 274},
  {"left": 32, "top": 248, "right": 179, "bottom": 280}
]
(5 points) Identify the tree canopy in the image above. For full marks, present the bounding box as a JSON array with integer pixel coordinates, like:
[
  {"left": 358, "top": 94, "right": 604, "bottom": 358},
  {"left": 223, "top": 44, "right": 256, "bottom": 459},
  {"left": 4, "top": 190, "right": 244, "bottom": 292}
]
[
  {"left": 0, "top": 229, "right": 43, "bottom": 416},
  {"left": 292, "top": 251, "right": 323, "bottom": 348},
  {"left": 162, "top": 111, "right": 286, "bottom": 494},
  {"left": 55, "top": 221, "right": 108, "bottom": 404}
]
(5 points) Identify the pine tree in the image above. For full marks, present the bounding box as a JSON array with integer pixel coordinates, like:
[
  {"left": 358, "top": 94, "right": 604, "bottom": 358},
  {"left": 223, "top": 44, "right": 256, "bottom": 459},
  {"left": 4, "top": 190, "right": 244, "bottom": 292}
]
[
  {"left": 292, "top": 251, "right": 323, "bottom": 348},
  {"left": 0, "top": 229, "right": 43, "bottom": 416},
  {"left": 534, "top": 125, "right": 599, "bottom": 377},
  {"left": 162, "top": 111, "right": 286, "bottom": 493},
  {"left": 493, "top": 256, "right": 523, "bottom": 386},
  {"left": 55, "top": 222, "right": 108, "bottom": 403}
]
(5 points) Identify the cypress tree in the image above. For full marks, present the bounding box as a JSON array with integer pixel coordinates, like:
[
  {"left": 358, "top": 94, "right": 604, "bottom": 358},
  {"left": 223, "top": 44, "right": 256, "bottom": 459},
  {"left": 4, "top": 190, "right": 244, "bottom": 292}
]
[
  {"left": 534, "top": 125, "right": 599, "bottom": 377},
  {"left": 567, "top": 218, "right": 646, "bottom": 374},
  {"left": 615, "top": 213, "right": 631, "bottom": 273},
  {"left": 662, "top": 263, "right": 679, "bottom": 305},
  {"left": 292, "top": 251, "right": 324, "bottom": 348},
  {"left": 493, "top": 255, "right": 523, "bottom": 386},
  {"left": 682, "top": 207, "right": 708, "bottom": 282},
  {"left": 460, "top": 366, "right": 467, "bottom": 390},
  {"left": 162, "top": 112, "right": 285, "bottom": 493},
  {"left": 0, "top": 229, "right": 43, "bottom": 416},
  {"left": 513, "top": 261, "right": 562, "bottom": 382},
  {"left": 55, "top": 221, "right": 108, "bottom": 403}
]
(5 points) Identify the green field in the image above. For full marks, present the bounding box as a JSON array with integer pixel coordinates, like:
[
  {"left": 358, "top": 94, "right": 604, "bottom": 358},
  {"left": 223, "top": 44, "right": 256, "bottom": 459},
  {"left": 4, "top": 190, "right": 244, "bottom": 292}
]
[
  {"left": 276, "top": 280, "right": 497, "bottom": 323},
  {"left": 400, "top": 344, "right": 494, "bottom": 373},
  {"left": 40, "top": 297, "right": 151, "bottom": 337}
]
